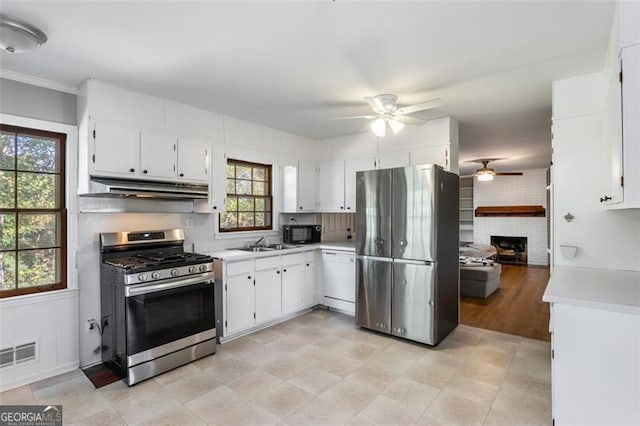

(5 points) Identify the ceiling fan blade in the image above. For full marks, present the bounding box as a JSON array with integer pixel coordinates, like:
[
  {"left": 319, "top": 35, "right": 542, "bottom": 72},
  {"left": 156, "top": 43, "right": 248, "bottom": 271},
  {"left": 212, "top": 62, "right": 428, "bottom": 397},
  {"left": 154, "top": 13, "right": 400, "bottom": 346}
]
[
  {"left": 396, "top": 115, "right": 427, "bottom": 126},
  {"left": 395, "top": 98, "right": 444, "bottom": 115},
  {"left": 495, "top": 172, "right": 523, "bottom": 176},
  {"left": 328, "top": 115, "right": 377, "bottom": 120},
  {"left": 364, "top": 96, "right": 386, "bottom": 114}
]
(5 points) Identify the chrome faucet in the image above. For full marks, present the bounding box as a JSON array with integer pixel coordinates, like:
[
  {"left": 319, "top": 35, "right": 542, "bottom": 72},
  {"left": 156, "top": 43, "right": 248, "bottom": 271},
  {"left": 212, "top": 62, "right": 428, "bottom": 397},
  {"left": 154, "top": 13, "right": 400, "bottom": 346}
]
[{"left": 254, "top": 236, "right": 266, "bottom": 247}]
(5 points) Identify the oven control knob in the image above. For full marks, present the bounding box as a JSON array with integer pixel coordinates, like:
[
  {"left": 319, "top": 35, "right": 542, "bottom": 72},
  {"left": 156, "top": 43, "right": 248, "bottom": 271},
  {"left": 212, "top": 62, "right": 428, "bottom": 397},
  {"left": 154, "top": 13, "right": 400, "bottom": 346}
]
[
  {"left": 199, "top": 264, "right": 207, "bottom": 272},
  {"left": 188, "top": 266, "right": 196, "bottom": 274},
  {"left": 138, "top": 273, "right": 148, "bottom": 282},
  {"left": 151, "top": 272, "right": 160, "bottom": 280},
  {"left": 170, "top": 269, "right": 179, "bottom": 277}
]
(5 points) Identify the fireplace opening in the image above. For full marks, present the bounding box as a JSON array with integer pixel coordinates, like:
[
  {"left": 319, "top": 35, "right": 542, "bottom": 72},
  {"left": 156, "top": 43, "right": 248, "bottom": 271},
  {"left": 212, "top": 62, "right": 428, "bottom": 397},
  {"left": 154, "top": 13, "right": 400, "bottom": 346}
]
[{"left": 491, "top": 236, "right": 528, "bottom": 265}]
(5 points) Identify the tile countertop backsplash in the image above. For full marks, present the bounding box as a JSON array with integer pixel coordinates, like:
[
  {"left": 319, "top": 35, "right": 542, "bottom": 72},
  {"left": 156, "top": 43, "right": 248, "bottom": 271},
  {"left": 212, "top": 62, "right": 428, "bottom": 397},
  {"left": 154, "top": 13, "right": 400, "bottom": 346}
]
[{"left": 207, "top": 241, "right": 355, "bottom": 261}]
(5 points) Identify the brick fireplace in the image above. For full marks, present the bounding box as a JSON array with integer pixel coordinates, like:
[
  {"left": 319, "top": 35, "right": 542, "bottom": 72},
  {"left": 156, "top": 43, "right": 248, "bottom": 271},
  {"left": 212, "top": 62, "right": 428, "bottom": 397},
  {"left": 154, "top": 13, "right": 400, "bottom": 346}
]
[{"left": 491, "top": 235, "right": 528, "bottom": 265}]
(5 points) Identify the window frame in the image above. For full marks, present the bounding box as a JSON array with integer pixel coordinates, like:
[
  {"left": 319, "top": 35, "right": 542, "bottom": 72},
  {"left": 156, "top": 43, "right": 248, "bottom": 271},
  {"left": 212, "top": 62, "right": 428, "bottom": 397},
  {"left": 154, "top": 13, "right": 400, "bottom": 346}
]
[
  {"left": 0, "top": 124, "right": 67, "bottom": 298},
  {"left": 219, "top": 158, "right": 273, "bottom": 233}
]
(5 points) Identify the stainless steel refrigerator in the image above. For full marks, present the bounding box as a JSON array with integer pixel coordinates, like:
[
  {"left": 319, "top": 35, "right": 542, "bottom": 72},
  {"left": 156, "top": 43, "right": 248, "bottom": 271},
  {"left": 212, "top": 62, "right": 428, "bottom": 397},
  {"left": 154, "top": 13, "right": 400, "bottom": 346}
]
[{"left": 355, "top": 164, "right": 459, "bottom": 345}]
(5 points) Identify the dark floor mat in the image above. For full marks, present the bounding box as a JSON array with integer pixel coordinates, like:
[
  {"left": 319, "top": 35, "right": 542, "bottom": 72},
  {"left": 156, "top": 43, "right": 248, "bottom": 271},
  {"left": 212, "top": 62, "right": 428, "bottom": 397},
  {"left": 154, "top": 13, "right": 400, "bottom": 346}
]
[{"left": 81, "top": 361, "right": 125, "bottom": 388}]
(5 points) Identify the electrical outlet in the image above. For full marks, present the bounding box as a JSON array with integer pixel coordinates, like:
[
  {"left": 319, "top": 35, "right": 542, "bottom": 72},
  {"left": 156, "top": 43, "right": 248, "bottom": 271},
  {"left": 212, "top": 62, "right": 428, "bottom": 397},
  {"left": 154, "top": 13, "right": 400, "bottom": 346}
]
[{"left": 186, "top": 218, "right": 194, "bottom": 229}]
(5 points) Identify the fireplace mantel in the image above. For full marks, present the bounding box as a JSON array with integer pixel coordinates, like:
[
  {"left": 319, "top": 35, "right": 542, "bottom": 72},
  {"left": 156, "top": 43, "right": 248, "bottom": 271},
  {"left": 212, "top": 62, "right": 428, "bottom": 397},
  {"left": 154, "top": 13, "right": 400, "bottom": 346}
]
[{"left": 475, "top": 205, "right": 546, "bottom": 217}]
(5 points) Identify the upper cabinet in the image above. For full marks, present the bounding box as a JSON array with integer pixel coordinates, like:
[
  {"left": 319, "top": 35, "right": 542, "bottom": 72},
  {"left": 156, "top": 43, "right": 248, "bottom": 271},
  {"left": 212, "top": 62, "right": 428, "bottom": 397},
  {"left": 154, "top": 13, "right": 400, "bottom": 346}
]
[
  {"left": 297, "top": 160, "right": 319, "bottom": 212},
  {"left": 376, "top": 151, "right": 410, "bottom": 170},
  {"left": 140, "top": 130, "right": 177, "bottom": 180},
  {"left": 177, "top": 137, "right": 209, "bottom": 183},
  {"left": 410, "top": 146, "right": 450, "bottom": 169},
  {"left": 318, "top": 160, "right": 346, "bottom": 212},
  {"left": 92, "top": 121, "right": 139, "bottom": 178},
  {"left": 600, "top": 3, "right": 640, "bottom": 209},
  {"left": 345, "top": 157, "right": 376, "bottom": 212}
]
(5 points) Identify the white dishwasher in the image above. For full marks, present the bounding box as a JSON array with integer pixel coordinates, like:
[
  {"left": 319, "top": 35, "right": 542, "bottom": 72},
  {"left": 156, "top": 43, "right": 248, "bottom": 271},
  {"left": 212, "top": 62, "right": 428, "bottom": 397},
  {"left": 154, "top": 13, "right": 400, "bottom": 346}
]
[{"left": 322, "top": 250, "right": 356, "bottom": 315}]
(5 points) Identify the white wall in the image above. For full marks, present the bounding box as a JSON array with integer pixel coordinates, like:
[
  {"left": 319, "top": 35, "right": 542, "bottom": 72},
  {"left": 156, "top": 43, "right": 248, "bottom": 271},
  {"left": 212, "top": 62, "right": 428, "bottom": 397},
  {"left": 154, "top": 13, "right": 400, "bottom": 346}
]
[
  {"left": 552, "top": 73, "right": 640, "bottom": 271},
  {"left": 473, "top": 169, "right": 549, "bottom": 265}
]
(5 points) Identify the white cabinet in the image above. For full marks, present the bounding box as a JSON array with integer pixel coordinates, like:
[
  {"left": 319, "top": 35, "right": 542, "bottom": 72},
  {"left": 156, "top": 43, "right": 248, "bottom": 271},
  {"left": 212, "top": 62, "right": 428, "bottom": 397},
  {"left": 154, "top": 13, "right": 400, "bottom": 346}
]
[
  {"left": 318, "top": 160, "right": 346, "bottom": 212},
  {"left": 140, "top": 130, "right": 177, "bottom": 180},
  {"left": 282, "top": 263, "right": 305, "bottom": 315},
  {"left": 602, "top": 44, "right": 640, "bottom": 208},
  {"left": 209, "top": 144, "right": 227, "bottom": 212},
  {"left": 177, "top": 137, "right": 209, "bottom": 183},
  {"left": 620, "top": 0, "right": 640, "bottom": 48},
  {"left": 376, "top": 151, "right": 410, "bottom": 169},
  {"left": 410, "top": 146, "right": 450, "bottom": 170},
  {"left": 297, "top": 160, "right": 318, "bottom": 211},
  {"left": 255, "top": 267, "right": 282, "bottom": 324},
  {"left": 345, "top": 158, "right": 376, "bottom": 212},
  {"left": 225, "top": 270, "right": 255, "bottom": 336},
  {"left": 303, "top": 252, "right": 317, "bottom": 308},
  {"left": 91, "top": 121, "right": 139, "bottom": 178},
  {"left": 550, "top": 303, "right": 640, "bottom": 425}
]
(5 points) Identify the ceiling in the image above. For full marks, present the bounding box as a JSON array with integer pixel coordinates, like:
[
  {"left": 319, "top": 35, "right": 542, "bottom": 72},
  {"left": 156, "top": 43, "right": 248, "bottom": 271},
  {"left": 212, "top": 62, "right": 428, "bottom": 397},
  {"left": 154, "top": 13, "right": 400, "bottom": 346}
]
[{"left": 0, "top": 1, "right": 615, "bottom": 174}]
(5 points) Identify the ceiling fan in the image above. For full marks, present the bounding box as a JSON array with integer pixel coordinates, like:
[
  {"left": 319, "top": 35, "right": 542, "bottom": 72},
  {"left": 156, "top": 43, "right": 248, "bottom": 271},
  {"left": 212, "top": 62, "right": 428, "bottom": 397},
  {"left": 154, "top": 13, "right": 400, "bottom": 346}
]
[
  {"left": 330, "top": 94, "right": 444, "bottom": 137},
  {"left": 470, "top": 159, "right": 523, "bottom": 181}
]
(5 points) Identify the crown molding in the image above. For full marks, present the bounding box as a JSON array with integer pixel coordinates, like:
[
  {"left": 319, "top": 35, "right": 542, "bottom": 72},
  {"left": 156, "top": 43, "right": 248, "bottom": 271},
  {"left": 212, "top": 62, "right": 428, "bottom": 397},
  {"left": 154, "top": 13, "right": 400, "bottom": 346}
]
[{"left": 0, "top": 68, "right": 78, "bottom": 94}]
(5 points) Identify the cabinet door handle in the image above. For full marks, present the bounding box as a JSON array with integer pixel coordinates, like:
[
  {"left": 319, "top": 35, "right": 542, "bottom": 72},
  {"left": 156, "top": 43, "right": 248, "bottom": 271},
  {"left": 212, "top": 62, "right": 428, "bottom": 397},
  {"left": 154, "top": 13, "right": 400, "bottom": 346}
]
[
  {"left": 347, "top": 206, "right": 351, "bottom": 210},
  {"left": 306, "top": 263, "right": 309, "bottom": 267},
  {"left": 276, "top": 270, "right": 280, "bottom": 274},
  {"left": 283, "top": 269, "right": 287, "bottom": 273},
  {"left": 600, "top": 195, "right": 612, "bottom": 202},
  {"left": 247, "top": 275, "right": 251, "bottom": 280},
  {"left": 143, "top": 169, "right": 148, "bottom": 174},
  {"left": 340, "top": 206, "right": 344, "bottom": 210},
  {"left": 299, "top": 206, "right": 303, "bottom": 210},
  {"left": 129, "top": 168, "right": 135, "bottom": 173},
  {"left": 179, "top": 173, "right": 184, "bottom": 177}
]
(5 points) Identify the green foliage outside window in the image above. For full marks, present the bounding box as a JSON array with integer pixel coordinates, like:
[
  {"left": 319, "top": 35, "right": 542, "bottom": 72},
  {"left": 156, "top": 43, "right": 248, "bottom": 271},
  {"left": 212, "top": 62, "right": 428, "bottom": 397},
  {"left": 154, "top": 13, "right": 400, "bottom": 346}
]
[{"left": 0, "top": 125, "right": 66, "bottom": 298}]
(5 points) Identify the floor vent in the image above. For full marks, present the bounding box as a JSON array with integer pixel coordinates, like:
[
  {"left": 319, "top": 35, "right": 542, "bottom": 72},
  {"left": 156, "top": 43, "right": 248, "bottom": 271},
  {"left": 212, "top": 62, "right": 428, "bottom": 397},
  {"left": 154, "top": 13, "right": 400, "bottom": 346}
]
[{"left": 0, "top": 341, "right": 37, "bottom": 368}]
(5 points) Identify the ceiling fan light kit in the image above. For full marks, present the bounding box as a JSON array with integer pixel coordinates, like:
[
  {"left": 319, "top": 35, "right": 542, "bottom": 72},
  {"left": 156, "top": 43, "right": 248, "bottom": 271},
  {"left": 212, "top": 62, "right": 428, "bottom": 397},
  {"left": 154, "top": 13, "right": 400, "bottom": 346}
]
[
  {"left": 0, "top": 14, "right": 47, "bottom": 53},
  {"left": 333, "top": 93, "right": 443, "bottom": 138},
  {"left": 476, "top": 170, "right": 495, "bottom": 181},
  {"left": 471, "top": 159, "right": 524, "bottom": 181}
]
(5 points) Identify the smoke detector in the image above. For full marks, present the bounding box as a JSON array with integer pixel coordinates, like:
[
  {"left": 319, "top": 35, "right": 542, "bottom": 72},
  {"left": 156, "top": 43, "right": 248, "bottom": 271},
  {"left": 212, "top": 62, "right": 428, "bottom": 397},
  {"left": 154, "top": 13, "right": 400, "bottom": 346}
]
[{"left": 0, "top": 14, "right": 47, "bottom": 53}]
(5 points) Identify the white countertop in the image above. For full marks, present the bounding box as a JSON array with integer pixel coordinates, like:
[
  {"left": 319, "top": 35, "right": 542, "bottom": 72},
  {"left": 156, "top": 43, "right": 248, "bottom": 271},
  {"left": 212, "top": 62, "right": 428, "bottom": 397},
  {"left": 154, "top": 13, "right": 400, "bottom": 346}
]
[
  {"left": 543, "top": 266, "right": 640, "bottom": 315},
  {"left": 207, "top": 241, "right": 355, "bottom": 261}
]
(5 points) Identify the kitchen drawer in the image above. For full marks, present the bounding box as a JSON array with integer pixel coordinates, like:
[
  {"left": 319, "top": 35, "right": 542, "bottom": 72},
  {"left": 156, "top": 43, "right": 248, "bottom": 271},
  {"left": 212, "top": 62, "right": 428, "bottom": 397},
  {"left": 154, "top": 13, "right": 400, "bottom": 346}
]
[
  {"left": 226, "top": 260, "right": 254, "bottom": 277},
  {"left": 282, "top": 253, "right": 305, "bottom": 267},
  {"left": 255, "top": 256, "right": 281, "bottom": 271},
  {"left": 304, "top": 251, "right": 315, "bottom": 263}
]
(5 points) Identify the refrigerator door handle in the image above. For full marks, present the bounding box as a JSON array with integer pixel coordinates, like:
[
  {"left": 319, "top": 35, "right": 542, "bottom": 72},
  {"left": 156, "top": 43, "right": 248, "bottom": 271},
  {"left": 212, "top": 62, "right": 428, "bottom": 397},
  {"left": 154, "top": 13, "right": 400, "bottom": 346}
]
[
  {"left": 392, "top": 258, "right": 433, "bottom": 265},
  {"left": 357, "top": 255, "right": 393, "bottom": 263}
]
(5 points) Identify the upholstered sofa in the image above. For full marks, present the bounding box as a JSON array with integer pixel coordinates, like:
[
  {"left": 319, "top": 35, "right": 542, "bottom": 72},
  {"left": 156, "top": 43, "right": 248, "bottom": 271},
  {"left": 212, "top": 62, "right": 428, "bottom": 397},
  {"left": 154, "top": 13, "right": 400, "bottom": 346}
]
[{"left": 459, "top": 244, "right": 501, "bottom": 298}]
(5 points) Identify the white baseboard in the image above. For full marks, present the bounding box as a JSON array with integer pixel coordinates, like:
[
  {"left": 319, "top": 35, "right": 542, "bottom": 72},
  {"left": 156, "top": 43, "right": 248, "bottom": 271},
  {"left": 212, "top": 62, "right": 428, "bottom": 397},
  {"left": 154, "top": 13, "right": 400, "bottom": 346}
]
[{"left": 0, "top": 360, "right": 80, "bottom": 393}]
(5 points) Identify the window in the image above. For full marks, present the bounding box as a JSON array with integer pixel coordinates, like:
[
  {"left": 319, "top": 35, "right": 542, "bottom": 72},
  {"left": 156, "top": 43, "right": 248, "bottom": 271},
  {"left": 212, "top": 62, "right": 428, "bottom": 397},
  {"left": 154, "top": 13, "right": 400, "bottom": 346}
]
[
  {"left": 219, "top": 159, "right": 272, "bottom": 232},
  {"left": 0, "top": 124, "right": 66, "bottom": 298}
]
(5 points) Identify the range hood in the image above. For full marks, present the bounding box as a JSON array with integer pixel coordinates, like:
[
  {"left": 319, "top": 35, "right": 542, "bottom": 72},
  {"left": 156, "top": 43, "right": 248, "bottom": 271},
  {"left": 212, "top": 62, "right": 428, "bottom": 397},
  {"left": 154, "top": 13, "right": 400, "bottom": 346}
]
[{"left": 84, "top": 177, "right": 208, "bottom": 199}]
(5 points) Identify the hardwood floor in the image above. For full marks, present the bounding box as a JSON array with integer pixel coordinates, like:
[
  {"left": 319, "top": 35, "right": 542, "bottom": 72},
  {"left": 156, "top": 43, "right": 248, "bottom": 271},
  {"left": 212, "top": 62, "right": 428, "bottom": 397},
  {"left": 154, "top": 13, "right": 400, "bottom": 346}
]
[{"left": 460, "top": 264, "right": 551, "bottom": 341}]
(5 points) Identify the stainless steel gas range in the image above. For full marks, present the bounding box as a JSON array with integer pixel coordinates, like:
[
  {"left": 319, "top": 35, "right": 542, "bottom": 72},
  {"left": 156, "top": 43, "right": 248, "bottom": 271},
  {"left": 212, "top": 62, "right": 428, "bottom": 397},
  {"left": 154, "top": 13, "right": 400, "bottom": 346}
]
[{"left": 100, "top": 229, "right": 217, "bottom": 386}]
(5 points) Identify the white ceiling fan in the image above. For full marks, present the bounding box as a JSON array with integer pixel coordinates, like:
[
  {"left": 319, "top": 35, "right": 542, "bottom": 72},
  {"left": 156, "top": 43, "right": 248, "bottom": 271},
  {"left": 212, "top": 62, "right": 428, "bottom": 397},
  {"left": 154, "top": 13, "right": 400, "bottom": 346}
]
[
  {"left": 330, "top": 94, "right": 444, "bottom": 137},
  {"left": 468, "top": 159, "right": 523, "bottom": 181}
]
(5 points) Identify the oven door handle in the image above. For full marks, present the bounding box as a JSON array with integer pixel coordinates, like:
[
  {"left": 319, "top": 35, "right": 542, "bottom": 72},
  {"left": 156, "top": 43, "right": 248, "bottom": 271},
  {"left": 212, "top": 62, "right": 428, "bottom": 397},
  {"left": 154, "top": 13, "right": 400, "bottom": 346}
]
[{"left": 125, "top": 272, "right": 214, "bottom": 297}]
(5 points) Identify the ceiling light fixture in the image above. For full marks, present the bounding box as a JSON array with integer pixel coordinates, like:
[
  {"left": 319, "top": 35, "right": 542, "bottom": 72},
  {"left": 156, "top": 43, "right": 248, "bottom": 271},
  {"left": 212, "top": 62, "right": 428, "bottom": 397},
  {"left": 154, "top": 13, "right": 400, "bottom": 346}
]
[
  {"left": 370, "top": 117, "right": 386, "bottom": 137},
  {"left": 388, "top": 119, "right": 405, "bottom": 135},
  {"left": 0, "top": 14, "right": 47, "bottom": 53},
  {"left": 476, "top": 170, "right": 495, "bottom": 181}
]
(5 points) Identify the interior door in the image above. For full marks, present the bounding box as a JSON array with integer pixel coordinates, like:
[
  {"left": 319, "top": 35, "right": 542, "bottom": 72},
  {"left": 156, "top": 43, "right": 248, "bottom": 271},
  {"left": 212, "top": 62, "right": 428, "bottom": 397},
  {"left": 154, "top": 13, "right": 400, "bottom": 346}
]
[
  {"left": 355, "top": 256, "right": 392, "bottom": 334},
  {"left": 392, "top": 259, "right": 435, "bottom": 345},
  {"left": 392, "top": 166, "right": 436, "bottom": 261},
  {"left": 355, "top": 169, "right": 392, "bottom": 257}
]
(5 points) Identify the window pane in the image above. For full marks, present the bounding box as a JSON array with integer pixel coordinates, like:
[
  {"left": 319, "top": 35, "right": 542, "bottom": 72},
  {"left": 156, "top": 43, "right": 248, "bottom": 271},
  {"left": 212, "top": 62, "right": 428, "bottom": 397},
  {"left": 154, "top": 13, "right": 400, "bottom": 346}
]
[
  {"left": 226, "top": 179, "right": 235, "bottom": 195},
  {"left": 235, "top": 180, "right": 251, "bottom": 195},
  {"left": 236, "top": 166, "right": 251, "bottom": 180},
  {"left": 263, "top": 198, "right": 272, "bottom": 212},
  {"left": 1, "top": 214, "right": 16, "bottom": 250},
  {"left": 238, "top": 197, "right": 254, "bottom": 211},
  {"left": 0, "top": 171, "right": 15, "bottom": 208},
  {"left": 0, "top": 131, "right": 15, "bottom": 169},
  {"left": 225, "top": 196, "right": 237, "bottom": 212},
  {"left": 255, "top": 213, "right": 265, "bottom": 227},
  {"left": 18, "top": 213, "right": 59, "bottom": 249},
  {"left": 255, "top": 198, "right": 265, "bottom": 211},
  {"left": 17, "top": 134, "right": 59, "bottom": 173},
  {"left": 253, "top": 168, "right": 265, "bottom": 181},
  {"left": 238, "top": 213, "right": 254, "bottom": 228},
  {"left": 18, "top": 248, "right": 59, "bottom": 287},
  {"left": 0, "top": 252, "right": 16, "bottom": 290},
  {"left": 226, "top": 164, "right": 235, "bottom": 179},
  {"left": 220, "top": 213, "right": 237, "bottom": 230},
  {"left": 253, "top": 181, "right": 265, "bottom": 195},
  {"left": 17, "top": 173, "right": 59, "bottom": 209}
]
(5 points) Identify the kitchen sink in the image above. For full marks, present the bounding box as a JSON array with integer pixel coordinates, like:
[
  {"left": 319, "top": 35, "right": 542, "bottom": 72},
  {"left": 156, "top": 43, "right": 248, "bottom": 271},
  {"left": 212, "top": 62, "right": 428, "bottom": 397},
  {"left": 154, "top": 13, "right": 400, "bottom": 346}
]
[{"left": 233, "top": 244, "right": 300, "bottom": 252}]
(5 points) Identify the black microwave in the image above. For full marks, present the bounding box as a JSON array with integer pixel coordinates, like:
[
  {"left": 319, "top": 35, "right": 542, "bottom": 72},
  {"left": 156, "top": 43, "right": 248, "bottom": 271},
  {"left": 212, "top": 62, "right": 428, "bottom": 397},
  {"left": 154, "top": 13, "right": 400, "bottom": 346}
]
[{"left": 282, "top": 225, "right": 322, "bottom": 244}]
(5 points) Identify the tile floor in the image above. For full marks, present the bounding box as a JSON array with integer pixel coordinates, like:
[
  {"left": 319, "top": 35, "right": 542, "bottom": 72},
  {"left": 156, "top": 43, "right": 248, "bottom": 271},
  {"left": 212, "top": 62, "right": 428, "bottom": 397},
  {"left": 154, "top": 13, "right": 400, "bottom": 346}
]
[{"left": 0, "top": 309, "right": 552, "bottom": 425}]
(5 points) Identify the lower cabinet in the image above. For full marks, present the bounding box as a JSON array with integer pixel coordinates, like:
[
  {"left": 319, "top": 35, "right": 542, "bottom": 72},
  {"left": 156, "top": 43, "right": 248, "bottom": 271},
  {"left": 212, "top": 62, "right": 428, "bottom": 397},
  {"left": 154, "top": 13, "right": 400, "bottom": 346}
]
[
  {"left": 223, "top": 251, "right": 319, "bottom": 339},
  {"left": 550, "top": 303, "right": 640, "bottom": 425}
]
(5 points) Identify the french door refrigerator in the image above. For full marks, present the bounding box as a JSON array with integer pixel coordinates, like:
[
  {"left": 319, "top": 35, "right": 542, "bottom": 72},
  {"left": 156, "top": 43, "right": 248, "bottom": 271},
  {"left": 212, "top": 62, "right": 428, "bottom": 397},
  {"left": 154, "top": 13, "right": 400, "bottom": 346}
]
[{"left": 355, "top": 164, "right": 459, "bottom": 345}]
